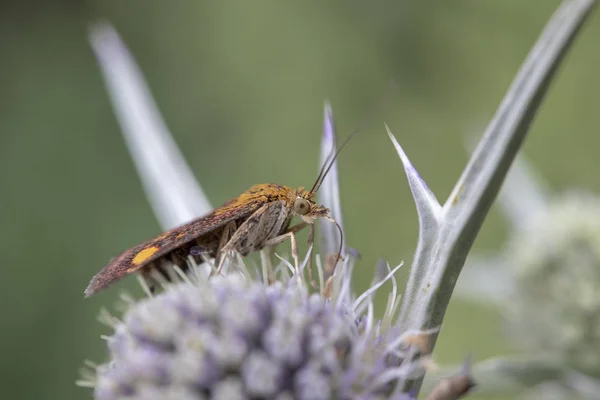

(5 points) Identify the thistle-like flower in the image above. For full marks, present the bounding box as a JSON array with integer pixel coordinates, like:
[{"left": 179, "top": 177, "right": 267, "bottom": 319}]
[
  {"left": 505, "top": 191, "right": 600, "bottom": 373},
  {"left": 85, "top": 254, "right": 428, "bottom": 400}
]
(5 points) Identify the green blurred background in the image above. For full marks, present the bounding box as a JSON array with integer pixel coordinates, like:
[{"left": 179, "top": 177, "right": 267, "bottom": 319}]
[{"left": 1, "top": 1, "right": 598, "bottom": 399}]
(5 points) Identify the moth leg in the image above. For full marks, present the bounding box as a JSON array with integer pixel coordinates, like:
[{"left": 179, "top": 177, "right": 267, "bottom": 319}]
[
  {"left": 264, "top": 222, "right": 309, "bottom": 276},
  {"left": 215, "top": 252, "right": 228, "bottom": 275},
  {"left": 265, "top": 230, "right": 300, "bottom": 275},
  {"left": 305, "top": 223, "right": 318, "bottom": 288},
  {"left": 283, "top": 221, "right": 310, "bottom": 235},
  {"left": 213, "top": 221, "right": 237, "bottom": 274},
  {"left": 219, "top": 201, "right": 287, "bottom": 274}
]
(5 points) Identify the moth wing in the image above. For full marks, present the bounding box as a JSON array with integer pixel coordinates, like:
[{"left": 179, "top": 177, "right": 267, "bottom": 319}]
[
  {"left": 224, "top": 200, "right": 288, "bottom": 255},
  {"left": 84, "top": 205, "right": 258, "bottom": 297}
]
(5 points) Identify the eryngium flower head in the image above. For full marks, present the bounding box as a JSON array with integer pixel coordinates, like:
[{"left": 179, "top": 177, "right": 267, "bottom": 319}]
[
  {"left": 505, "top": 192, "right": 600, "bottom": 373},
  {"left": 84, "top": 257, "right": 426, "bottom": 400}
]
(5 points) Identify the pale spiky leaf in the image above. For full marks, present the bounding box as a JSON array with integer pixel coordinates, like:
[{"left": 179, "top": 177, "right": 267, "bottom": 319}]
[{"left": 89, "top": 22, "right": 212, "bottom": 230}]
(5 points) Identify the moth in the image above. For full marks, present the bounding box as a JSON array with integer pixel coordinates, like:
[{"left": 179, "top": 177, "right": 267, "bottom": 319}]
[{"left": 84, "top": 143, "right": 346, "bottom": 297}]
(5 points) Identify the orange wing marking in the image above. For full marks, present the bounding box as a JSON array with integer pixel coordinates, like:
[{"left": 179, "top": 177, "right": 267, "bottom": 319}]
[{"left": 131, "top": 246, "right": 160, "bottom": 266}]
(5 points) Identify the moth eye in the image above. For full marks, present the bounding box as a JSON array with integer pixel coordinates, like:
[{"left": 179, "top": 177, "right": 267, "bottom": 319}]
[{"left": 294, "top": 198, "right": 310, "bottom": 215}]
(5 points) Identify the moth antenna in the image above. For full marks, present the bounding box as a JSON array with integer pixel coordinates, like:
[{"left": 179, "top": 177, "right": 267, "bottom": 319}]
[
  {"left": 309, "top": 139, "right": 337, "bottom": 195},
  {"left": 309, "top": 131, "right": 357, "bottom": 196},
  {"left": 309, "top": 81, "right": 398, "bottom": 196}
]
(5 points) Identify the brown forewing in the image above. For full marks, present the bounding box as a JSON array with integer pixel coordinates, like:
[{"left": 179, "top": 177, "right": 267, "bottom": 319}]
[
  {"left": 84, "top": 199, "right": 263, "bottom": 296},
  {"left": 85, "top": 184, "right": 296, "bottom": 297}
]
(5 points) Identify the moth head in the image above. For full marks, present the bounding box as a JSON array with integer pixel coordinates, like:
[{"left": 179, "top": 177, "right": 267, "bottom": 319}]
[{"left": 293, "top": 189, "right": 330, "bottom": 223}]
